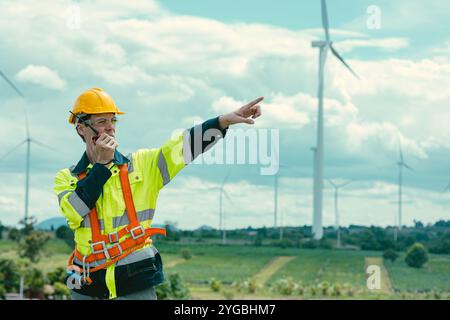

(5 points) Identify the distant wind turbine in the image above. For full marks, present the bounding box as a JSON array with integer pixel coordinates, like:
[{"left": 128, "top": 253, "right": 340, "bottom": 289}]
[
  {"left": 395, "top": 140, "right": 414, "bottom": 241},
  {"left": 311, "top": 0, "right": 359, "bottom": 240},
  {"left": 327, "top": 179, "right": 352, "bottom": 248},
  {"left": 272, "top": 146, "right": 292, "bottom": 240},
  {"left": 441, "top": 183, "right": 450, "bottom": 194},
  {"left": 211, "top": 169, "right": 234, "bottom": 245},
  {"left": 0, "top": 68, "right": 55, "bottom": 223}
]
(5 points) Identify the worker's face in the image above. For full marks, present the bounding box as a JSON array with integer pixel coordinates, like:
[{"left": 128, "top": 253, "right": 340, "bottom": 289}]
[{"left": 78, "top": 113, "right": 117, "bottom": 144}]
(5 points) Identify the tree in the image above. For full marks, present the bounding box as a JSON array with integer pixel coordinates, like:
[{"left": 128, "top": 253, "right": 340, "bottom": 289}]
[
  {"left": 8, "top": 227, "right": 21, "bottom": 242},
  {"left": 0, "top": 259, "right": 20, "bottom": 292},
  {"left": 405, "top": 242, "right": 428, "bottom": 268},
  {"left": 19, "top": 231, "right": 51, "bottom": 263},
  {"left": 383, "top": 249, "right": 399, "bottom": 263},
  {"left": 55, "top": 225, "right": 75, "bottom": 248},
  {"left": 19, "top": 216, "right": 37, "bottom": 236},
  {"left": 0, "top": 220, "right": 4, "bottom": 240}
]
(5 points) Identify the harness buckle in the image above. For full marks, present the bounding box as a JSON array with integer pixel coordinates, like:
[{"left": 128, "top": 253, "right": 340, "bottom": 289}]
[
  {"left": 91, "top": 241, "right": 106, "bottom": 254},
  {"left": 108, "top": 231, "right": 120, "bottom": 243},
  {"left": 106, "top": 243, "right": 123, "bottom": 259},
  {"left": 130, "top": 225, "right": 146, "bottom": 240}
]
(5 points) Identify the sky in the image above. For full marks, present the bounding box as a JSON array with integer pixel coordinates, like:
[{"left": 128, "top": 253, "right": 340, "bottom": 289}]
[{"left": 0, "top": 0, "right": 449, "bottom": 230}]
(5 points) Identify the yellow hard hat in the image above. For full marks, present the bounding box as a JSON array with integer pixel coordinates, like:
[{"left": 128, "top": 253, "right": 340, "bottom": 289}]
[{"left": 68, "top": 87, "right": 125, "bottom": 124}]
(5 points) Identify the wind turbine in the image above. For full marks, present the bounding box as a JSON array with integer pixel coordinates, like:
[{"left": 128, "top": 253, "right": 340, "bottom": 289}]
[
  {"left": 0, "top": 69, "right": 55, "bottom": 224},
  {"left": 311, "top": 0, "right": 359, "bottom": 240},
  {"left": 213, "top": 170, "right": 234, "bottom": 245},
  {"left": 327, "top": 179, "right": 352, "bottom": 248},
  {"left": 395, "top": 140, "right": 414, "bottom": 241},
  {"left": 272, "top": 146, "right": 292, "bottom": 240},
  {"left": 442, "top": 183, "right": 450, "bottom": 194}
]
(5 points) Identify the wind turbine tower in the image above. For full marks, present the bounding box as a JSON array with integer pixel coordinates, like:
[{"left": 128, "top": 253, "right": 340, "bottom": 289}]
[
  {"left": 395, "top": 141, "right": 413, "bottom": 241},
  {"left": 311, "top": 0, "right": 359, "bottom": 239}
]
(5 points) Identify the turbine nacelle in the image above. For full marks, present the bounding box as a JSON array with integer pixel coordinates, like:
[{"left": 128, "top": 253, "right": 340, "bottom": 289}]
[{"left": 311, "top": 40, "right": 331, "bottom": 48}]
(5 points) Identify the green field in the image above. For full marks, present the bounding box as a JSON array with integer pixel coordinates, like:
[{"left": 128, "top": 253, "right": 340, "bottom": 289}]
[
  {"left": 267, "top": 249, "right": 371, "bottom": 288},
  {"left": 385, "top": 254, "right": 450, "bottom": 292},
  {"left": 1, "top": 239, "right": 449, "bottom": 299}
]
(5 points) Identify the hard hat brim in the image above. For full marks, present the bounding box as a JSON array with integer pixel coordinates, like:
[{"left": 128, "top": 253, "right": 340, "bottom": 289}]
[{"left": 69, "top": 110, "right": 125, "bottom": 124}]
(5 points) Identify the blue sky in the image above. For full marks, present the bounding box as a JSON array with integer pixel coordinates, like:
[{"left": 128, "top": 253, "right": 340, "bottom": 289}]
[{"left": 0, "top": 0, "right": 449, "bottom": 229}]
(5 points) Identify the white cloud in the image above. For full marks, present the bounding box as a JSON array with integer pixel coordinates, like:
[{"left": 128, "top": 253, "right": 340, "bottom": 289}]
[
  {"left": 16, "top": 64, "right": 66, "bottom": 90},
  {"left": 337, "top": 38, "right": 409, "bottom": 53}
]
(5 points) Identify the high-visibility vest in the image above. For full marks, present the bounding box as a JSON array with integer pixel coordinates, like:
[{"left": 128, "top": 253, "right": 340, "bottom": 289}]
[
  {"left": 54, "top": 131, "right": 189, "bottom": 298},
  {"left": 68, "top": 163, "right": 167, "bottom": 286}
]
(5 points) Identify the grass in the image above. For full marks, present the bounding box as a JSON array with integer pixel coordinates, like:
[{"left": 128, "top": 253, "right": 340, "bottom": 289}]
[
  {"left": 268, "top": 249, "right": 374, "bottom": 289},
  {"left": 253, "top": 256, "right": 296, "bottom": 285},
  {"left": 385, "top": 253, "right": 450, "bottom": 292},
  {"left": 159, "top": 244, "right": 275, "bottom": 284}
]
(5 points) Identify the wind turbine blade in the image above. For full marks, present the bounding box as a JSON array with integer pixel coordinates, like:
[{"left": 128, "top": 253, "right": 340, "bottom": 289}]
[
  {"left": 327, "top": 178, "right": 336, "bottom": 188},
  {"left": 329, "top": 44, "right": 359, "bottom": 79},
  {"left": 222, "top": 169, "right": 231, "bottom": 187},
  {"left": 402, "top": 162, "right": 414, "bottom": 172},
  {"left": 321, "top": 0, "right": 330, "bottom": 42},
  {"left": 441, "top": 183, "right": 450, "bottom": 194},
  {"left": 399, "top": 140, "right": 404, "bottom": 163},
  {"left": 339, "top": 179, "right": 353, "bottom": 188},
  {"left": 0, "top": 69, "right": 24, "bottom": 97},
  {"left": 30, "top": 139, "right": 58, "bottom": 152},
  {"left": 0, "top": 140, "right": 27, "bottom": 162},
  {"left": 223, "top": 189, "right": 234, "bottom": 205}
]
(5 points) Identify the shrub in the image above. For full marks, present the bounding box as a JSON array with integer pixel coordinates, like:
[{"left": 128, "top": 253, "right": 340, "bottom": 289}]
[
  {"left": 330, "top": 283, "right": 342, "bottom": 296},
  {"left": 273, "top": 278, "right": 295, "bottom": 295},
  {"left": 53, "top": 282, "right": 70, "bottom": 297},
  {"left": 318, "top": 281, "right": 330, "bottom": 296},
  {"left": 47, "top": 267, "right": 67, "bottom": 285},
  {"left": 180, "top": 248, "right": 192, "bottom": 260},
  {"left": 222, "top": 289, "right": 234, "bottom": 300},
  {"left": 302, "top": 239, "right": 319, "bottom": 249},
  {"left": 0, "top": 258, "right": 20, "bottom": 292},
  {"left": 209, "top": 278, "right": 222, "bottom": 292},
  {"left": 383, "top": 249, "right": 399, "bottom": 262},
  {"left": 405, "top": 243, "right": 428, "bottom": 268},
  {"left": 25, "top": 268, "right": 46, "bottom": 299},
  {"left": 155, "top": 273, "right": 190, "bottom": 300}
]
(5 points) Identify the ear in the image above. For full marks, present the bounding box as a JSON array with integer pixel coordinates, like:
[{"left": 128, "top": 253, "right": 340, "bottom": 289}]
[{"left": 76, "top": 124, "right": 86, "bottom": 137}]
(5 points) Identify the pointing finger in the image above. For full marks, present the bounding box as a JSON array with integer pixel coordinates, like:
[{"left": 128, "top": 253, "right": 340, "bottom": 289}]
[{"left": 244, "top": 96, "right": 264, "bottom": 108}]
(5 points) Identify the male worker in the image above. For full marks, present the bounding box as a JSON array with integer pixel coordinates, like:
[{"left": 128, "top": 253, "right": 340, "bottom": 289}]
[{"left": 54, "top": 87, "right": 263, "bottom": 300}]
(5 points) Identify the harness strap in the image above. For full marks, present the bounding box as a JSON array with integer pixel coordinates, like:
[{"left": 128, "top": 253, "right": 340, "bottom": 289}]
[{"left": 69, "top": 162, "right": 165, "bottom": 285}]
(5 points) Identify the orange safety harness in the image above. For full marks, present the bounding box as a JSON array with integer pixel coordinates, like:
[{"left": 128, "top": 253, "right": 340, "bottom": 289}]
[{"left": 67, "top": 164, "right": 166, "bottom": 285}]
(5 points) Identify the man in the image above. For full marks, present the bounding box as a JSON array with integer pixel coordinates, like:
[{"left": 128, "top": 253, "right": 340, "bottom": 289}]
[{"left": 54, "top": 87, "right": 263, "bottom": 300}]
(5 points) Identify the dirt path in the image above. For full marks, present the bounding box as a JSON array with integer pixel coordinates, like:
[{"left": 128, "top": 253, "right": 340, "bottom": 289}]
[
  {"left": 364, "top": 257, "right": 393, "bottom": 294},
  {"left": 253, "top": 256, "right": 296, "bottom": 285}
]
